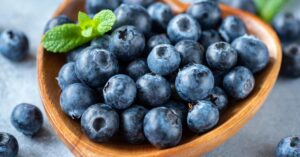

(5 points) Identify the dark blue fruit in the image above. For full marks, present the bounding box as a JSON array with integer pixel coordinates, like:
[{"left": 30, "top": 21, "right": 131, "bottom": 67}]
[
  {"left": 187, "top": 100, "right": 219, "bottom": 134},
  {"left": 0, "top": 132, "right": 18, "bottom": 157},
  {"left": 110, "top": 25, "right": 145, "bottom": 62},
  {"left": 86, "top": 0, "right": 121, "bottom": 15},
  {"left": 136, "top": 73, "right": 171, "bottom": 106},
  {"left": 103, "top": 74, "right": 136, "bottom": 110},
  {"left": 90, "top": 35, "right": 111, "bottom": 50},
  {"left": 147, "top": 34, "right": 171, "bottom": 52},
  {"left": 199, "top": 29, "right": 223, "bottom": 49},
  {"left": 206, "top": 87, "right": 228, "bottom": 112},
  {"left": 60, "top": 83, "right": 98, "bottom": 119},
  {"left": 126, "top": 59, "right": 150, "bottom": 81},
  {"left": 163, "top": 101, "right": 188, "bottom": 124},
  {"left": 57, "top": 62, "right": 81, "bottom": 89},
  {"left": 67, "top": 44, "right": 89, "bottom": 62},
  {"left": 0, "top": 30, "right": 29, "bottom": 62},
  {"left": 175, "top": 40, "right": 204, "bottom": 66},
  {"left": 147, "top": 2, "right": 173, "bottom": 30},
  {"left": 175, "top": 64, "right": 214, "bottom": 102},
  {"left": 122, "top": 0, "right": 155, "bottom": 7},
  {"left": 219, "top": 16, "right": 247, "bottom": 42},
  {"left": 143, "top": 107, "right": 182, "bottom": 149},
  {"left": 281, "top": 44, "right": 300, "bottom": 78},
  {"left": 167, "top": 14, "right": 201, "bottom": 43},
  {"left": 223, "top": 66, "right": 255, "bottom": 99},
  {"left": 206, "top": 42, "right": 237, "bottom": 71},
  {"left": 212, "top": 69, "right": 228, "bottom": 87},
  {"left": 232, "top": 35, "right": 269, "bottom": 73},
  {"left": 121, "top": 105, "right": 148, "bottom": 144},
  {"left": 219, "top": 0, "right": 257, "bottom": 14},
  {"left": 11, "top": 103, "right": 43, "bottom": 136},
  {"left": 81, "top": 104, "right": 119, "bottom": 143},
  {"left": 44, "top": 15, "right": 73, "bottom": 33},
  {"left": 147, "top": 44, "right": 181, "bottom": 75},
  {"left": 75, "top": 47, "right": 119, "bottom": 88},
  {"left": 276, "top": 136, "right": 300, "bottom": 157}
]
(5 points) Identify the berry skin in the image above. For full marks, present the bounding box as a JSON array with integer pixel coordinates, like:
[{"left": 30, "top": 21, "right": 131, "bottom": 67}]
[
  {"left": 175, "top": 64, "right": 214, "bottom": 102},
  {"left": 167, "top": 14, "right": 201, "bottom": 43},
  {"left": 199, "top": 29, "right": 223, "bottom": 49},
  {"left": 0, "top": 132, "right": 19, "bottom": 157},
  {"left": 163, "top": 101, "right": 188, "bottom": 125},
  {"left": 11, "top": 103, "right": 43, "bottom": 136},
  {"left": 187, "top": 100, "right": 219, "bottom": 134},
  {"left": 231, "top": 35, "right": 269, "bottom": 73},
  {"left": 223, "top": 66, "right": 255, "bottom": 99},
  {"left": 81, "top": 104, "right": 119, "bottom": 143},
  {"left": 103, "top": 74, "right": 137, "bottom": 110},
  {"left": 44, "top": 15, "right": 73, "bottom": 33},
  {"left": 136, "top": 73, "right": 171, "bottom": 106},
  {"left": 75, "top": 47, "right": 119, "bottom": 88},
  {"left": 147, "top": 44, "right": 181, "bottom": 76},
  {"left": 281, "top": 44, "right": 300, "bottom": 78},
  {"left": 206, "top": 87, "right": 228, "bottom": 112},
  {"left": 219, "top": 0, "right": 257, "bottom": 14},
  {"left": 60, "top": 83, "right": 98, "bottom": 119},
  {"left": 67, "top": 44, "right": 89, "bottom": 62},
  {"left": 122, "top": 0, "right": 155, "bottom": 7},
  {"left": 57, "top": 62, "right": 81, "bottom": 90},
  {"left": 175, "top": 40, "right": 204, "bottom": 66},
  {"left": 90, "top": 35, "right": 111, "bottom": 50},
  {"left": 276, "top": 136, "right": 300, "bottom": 157},
  {"left": 147, "top": 2, "right": 174, "bottom": 30},
  {"left": 110, "top": 25, "right": 145, "bottom": 62},
  {"left": 0, "top": 30, "right": 29, "bottom": 62},
  {"left": 126, "top": 59, "right": 150, "bottom": 81},
  {"left": 147, "top": 34, "right": 171, "bottom": 52},
  {"left": 86, "top": 0, "right": 121, "bottom": 15},
  {"left": 121, "top": 105, "right": 148, "bottom": 144},
  {"left": 143, "top": 107, "right": 182, "bottom": 149},
  {"left": 219, "top": 16, "right": 247, "bottom": 42},
  {"left": 206, "top": 42, "right": 237, "bottom": 71}
]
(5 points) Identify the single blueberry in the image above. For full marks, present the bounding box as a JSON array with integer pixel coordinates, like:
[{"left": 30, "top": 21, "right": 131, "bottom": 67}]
[
  {"left": 57, "top": 62, "right": 81, "bottom": 90},
  {"left": 199, "top": 29, "right": 223, "bottom": 49},
  {"left": 122, "top": 0, "right": 155, "bottom": 7},
  {"left": 60, "top": 83, "right": 98, "bottom": 119},
  {"left": 281, "top": 44, "right": 300, "bottom": 78},
  {"left": 187, "top": 100, "right": 219, "bottom": 134},
  {"left": 147, "top": 44, "right": 181, "bottom": 75},
  {"left": 136, "top": 73, "right": 171, "bottom": 106},
  {"left": 121, "top": 105, "right": 148, "bottom": 144},
  {"left": 147, "top": 34, "right": 171, "bottom": 52},
  {"left": 0, "top": 132, "right": 18, "bottom": 157},
  {"left": 219, "top": 0, "right": 257, "bottom": 14},
  {"left": 206, "top": 87, "right": 228, "bottom": 112},
  {"left": 11, "top": 103, "right": 43, "bottom": 136},
  {"left": 86, "top": 0, "right": 121, "bottom": 15},
  {"left": 126, "top": 59, "right": 150, "bottom": 81},
  {"left": 90, "top": 35, "right": 111, "bottom": 50},
  {"left": 147, "top": 2, "right": 174, "bottom": 30},
  {"left": 67, "top": 44, "right": 90, "bottom": 62},
  {"left": 232, "top": 35, "right": 269, "bottom": 73},
  {"left": 81, "top": 104, "right": 119, "bottom": 143},
  {"left": 175, "top": 64, "right": 214, "bottom": 102},
  {"left": 143, "top": 107, "right": 182, "bottom": 149},
  {"left": 276, "top": 136, "right": 300, "bottom": 157},
  {"left": 44, "top": 15, "right": 73, "bottom": 33},
  {"left": 219, "top": 16, "right": 247, "bottom": 42},
  {"left": 163, "top": 101, "right": 188, "bottom": 125},
  {"left": 175, "top": 40, "right": 204, "bottom": 66}
]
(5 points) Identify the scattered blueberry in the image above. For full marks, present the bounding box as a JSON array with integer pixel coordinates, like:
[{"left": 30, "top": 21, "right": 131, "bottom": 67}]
[
  {"left": 57, "top": 62, "right": 81, "bottom": 89},
  {"left": 147, "top": 2, "right": 173, "bottom": 30},
  {"left": 219, "top": 0, "right": 257, "bottom": 14},
  {"left": 86, "top": 0, "right": 121, "bottom": 15},
  {"left": 163, "top": 101, "right": 188, "bottom": 124},
  {"left": 122, "top": 0, "right": 155, "bottom": 7},
  {"left": 199, "top": 29, "right": 223, "bottom": 49},
  {"left": 276, "top": 136, "right": 300, "bottom": 157},
  {"left": 175, "top": 40, "right": 204, "bottom": 66},
  {"left": 281, "top": 44, "right": 300, "bottom": 78},
  {"left": 90, "top": 35, "right": 111, "bottom": 50},
  {"left": 147, "top": 34, "right": 171, "bottom": 52},
  {"left": 0, "top": 132, "right": 18, "bottom": 157},
  {"left": 219, "top": 16, "right": 247, "bottom": 42},
  {"left": 126, "top": 59, "right": 150, "bottom": 81},
  {"left": 206, "top": 87, "right": 228, "bottom": 111},
  {"left": 67, "top": 44, "right": 89, "bottom": 62},
  {"left": 44, "top": 15, "right": 73, "bottom": 33}
]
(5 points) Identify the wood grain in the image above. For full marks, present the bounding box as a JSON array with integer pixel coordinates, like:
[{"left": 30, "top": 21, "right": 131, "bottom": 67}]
[{"left": 37, "top": 0, "right": 282, "bottom": 156}]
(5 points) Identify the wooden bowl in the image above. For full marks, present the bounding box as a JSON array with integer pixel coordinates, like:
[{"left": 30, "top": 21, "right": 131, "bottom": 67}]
[{"left": 37, "top": 0, "right": 282, "bottom": 156}]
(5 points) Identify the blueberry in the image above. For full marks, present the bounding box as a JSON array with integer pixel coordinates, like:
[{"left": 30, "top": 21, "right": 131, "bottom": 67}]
[
  {"left": 136, "top": 73, "right": 171, "bottom": 106},
  {"left": 147, "top": 44, "right": 181, "bottom": 75},
  {"left": 122, "top": 0, "right": 155, "bottom": 7},
  {"left": 60, "top": 83, "right": 98, "bottom": 119},
  {"left": 44, "top": 15, "right": 73, "bottom": 33},
  {"left": 67, "top": 44, "right": 89, "bottom": 62},
  {"left": 281, "top": 44, "right": 300, "bottom": 78},
  {"left": 175, "top": 64, "right": 214, "bottom": 102},
  {"left": 206, "top": 42, "right": 237, "bottom": 71},
  {"left": 276, "top": 136, "right": 300, "bottom": 157},
  {"left": 147, "top": 2, "right": 174, "bottom": 30},
  {"left": 0, "top": 132, "right": 18, "bottom": 157},
  {"left": 86, "top": 0, "right": 120, "bottom": 15},
  {"left": 163, "top": 101, "right": 188, "bottom": 124},
  {"left": 219, "top": 16, "right": 247, "bottom": 42},
  {"left": 57, "top": 62, "right": 81, "bottom": 90},
  {"left": 187, "top": 1, "right": 221, "bottom": 30},
  {"left": 212, "top": 69, "right": 228, "bottom": 87},
  {"left": 143, "top": 107, "right": 182, "bottom": 149},
  {"left": 232, "top": 35, "right": 269, "bottom": 73},
  {"left": 11, "top": 103, "right": 43, "bottom": 136},
  {"left": 187, "top": 100, "right": 219, "bottom": 134},
  {"left": 81, "top": 104, "right": 119, "bottom": 143},
  {"left": 223, "top": 66, "right": 255, "bottom": 99},
  {"left": 167, "top": 14, "right": 201, "bottom": 43},
  {"left": 199, "top": 29, "right": 223, "bottom": 49},
  {"left": 121, "top": 105, "right": 148, "bottom": 144},
  {"left": 206, "top": 87, "right": 228, "bottom": 111},
  {"left": 175, "top": 40, "right": 204, "bottom": 66},
  {"left": 90, "top": 35, "right": 111, "bottom": 50},
  {"left": 0, "top": 30, "right": 29, "bottom": 62},
  {"left": 75, "top": 47, "right": 119, "bottom": 88},
  {"left": 110, "top": 25, "right": 145, "bottom": 62},
  {"left": 114, "top": 4, "right": 152, "bottom": 35},
  {"left": 147, "top": 34, "right": 171, "bottom": 52},
  {"left": 103, "top": 74, "right": 136, "bottom": 110},
  {"left": 126, "top": 59, "right": 150, "bottom": 81},
  {"left": 219, "top": 0, "right": 257, "bottom": 14}
]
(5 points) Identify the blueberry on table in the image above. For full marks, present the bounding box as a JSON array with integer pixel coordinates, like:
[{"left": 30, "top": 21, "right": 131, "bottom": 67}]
[
  {"left": 122, "top": 0, "right": 155, "bottom": 7},
  {"left": 121, "top": 105, "right": 148, "bottom": 144},
  {"left": 219, "top": 0, "right": 257, "bottom": 14},
  {"left": 223, "top": 66, "right": 255, "bottom": 99},
  {"left": 232, "top": 35, "right": 269, "bottom": 73},
  {"left": 199, "top": 29, "right": 223, "bottom": 49},
  {"left": 81, "top": 104, "right": 119, "bottom": 143},
  {"left": 281, "top": 44, "right": 300, "bottom": 78},
  {"left": 136, "top": 73, "right": 171, "bottom": 106},
  {"left": 0, "top": 30, "right": 29, "bottom": 62},
  {"left": 206, "top": 42, "right": 237, "bottom": 71},
  {"left": 110, "top": 25, "right": 145, "bottom": 62},
  {"left": 219, "top": 16, "right": 247, "bottom": 42},
  {"left": 147, "top": 2, "right": 174, "bottom": 30},
  {"left": 126, "top": 59, "right": 150, "bottom": 81},
  {"left": 163, "top": 101, "right": 188, "bottom": 125},
  {"left": 276, "top": 136, "right": 300, "bottom": 157},
  {"left": 143, "top": 107, "right": 182, "bottom": 149},
  {"left": 67, "top": 44, "right": 89, "bottom": 62},
  {"left": 175, "top": 40, "right": 204, "bottom": 66},
  {"left": 147, "top": 44, "right": 181, "bottom": 75},
  {"left": 90, "top": 35, "right": 111, "bottom": 50},
  {"left": 75, "top": 47, "right": 119, "bottom": 88},
  {"left": 60, "top": 83, "right": 98, "bottom": 119},
  {"left": 0, "top": 132, "right": 18, "bottom": 157},
  {"left": 187, "top": 100, "right": 219, "bottom": 134},
  {"left": 44, "top": 15, "right": 73, "bottom": 33},
  {"left": 175, "top": 64, "right": 214, "bottom": 102},
  {"left": 11, "top": 103, "right": 43, "bottom": 136},
  {"left": 85, "top": 0, "right": 120, "bottom": 15},
  {"left": 103, "top": 74, "right": 137, "bottom": 110},
  {"left": 147, "top": 34, "right": 171, "bottom": 52},
  {"left": 206, "top": 87, "right": 228, "bottom": 112},
  {"left": 167, "top": 14, "right": 201, "bottom": 43},
  {"left": 57, "top": 62, "right": 81, "bottom": 90}
]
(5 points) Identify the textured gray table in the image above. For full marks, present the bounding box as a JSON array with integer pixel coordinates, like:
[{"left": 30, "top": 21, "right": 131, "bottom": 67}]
[{"left": 0, "top": 1, "right": 299, "bottom": 157}]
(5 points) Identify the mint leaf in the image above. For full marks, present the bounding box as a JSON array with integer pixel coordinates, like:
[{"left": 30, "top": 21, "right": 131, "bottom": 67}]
[
  {"left": 78, "top": 11, "right": 96, "bottom": 37},
  {"left": 94, "top": 10, "right": 116, "bottom": 35},
  {"left": 254, "top": 0, "right": 289, "bottom": 22}
]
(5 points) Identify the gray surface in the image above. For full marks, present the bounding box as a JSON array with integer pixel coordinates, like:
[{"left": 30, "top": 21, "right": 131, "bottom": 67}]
[{"left": 0, "top": 0, "right": 299, "bottom": 157}]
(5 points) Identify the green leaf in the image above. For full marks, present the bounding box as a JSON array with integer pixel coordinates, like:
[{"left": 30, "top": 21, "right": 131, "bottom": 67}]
[
  {"left": 254, "top": 0, "right": 289, "bottom": 22},
  {"left": 78, "top": 11, "right": 96, "bottom": 38},
  {"left": 253, "top": 0, "right": 267, "bottom": 12},
  {"left": 78, "top": 11, "right": 91, "bottom": 26},
  {"left": 93, "top": 10, "right": 116, "bottom": 35}
]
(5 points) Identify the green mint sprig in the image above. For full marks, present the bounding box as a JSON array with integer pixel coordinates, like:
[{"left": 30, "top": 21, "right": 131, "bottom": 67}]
[
  {"left": 254, "top": 0, "right": 289, "bottom": 22},
  {"left": 42, "top": 10, "right": 116, "bottom": 53}
]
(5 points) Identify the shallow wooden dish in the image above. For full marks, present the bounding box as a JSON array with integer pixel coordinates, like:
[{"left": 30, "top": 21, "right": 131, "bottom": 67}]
[{"left": 37, "top": 0, "right": 282, "bottom": 156}]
